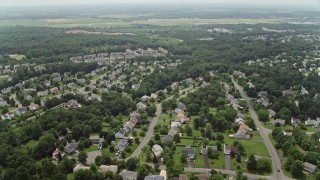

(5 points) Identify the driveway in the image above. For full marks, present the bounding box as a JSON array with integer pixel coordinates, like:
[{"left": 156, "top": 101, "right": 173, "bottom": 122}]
[
  {"left": 86, "top": 150, "right": 101, "bottom": 164},
  {"left": 203, "top": 155, "right": 210, "bottom": 168},
  {"left": 225, "top": 155, "right": 231, "bottom": 170}
]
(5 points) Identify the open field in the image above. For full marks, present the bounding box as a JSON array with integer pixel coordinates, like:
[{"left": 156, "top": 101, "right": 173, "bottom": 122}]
[
  {"left": 9, "top": 54, "right": 26, "bottom": 60},
  {"left": 0, "top": 17, "right": 289, "bottom": 28}
]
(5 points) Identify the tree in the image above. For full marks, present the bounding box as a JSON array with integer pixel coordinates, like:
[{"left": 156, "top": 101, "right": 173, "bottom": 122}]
[
  {"left": 138, "top": 164, "right": 150, "bottom": 180},
  {"left": 181, "top": 154, "right": 187, "bottom": 163},
  {"left": 194, "top": 117, "right": 200, "bottom": 129},
  {"left": 216, "top": 133, "right": 224, "bottom": 142},
  {"left": 235, "top": 170, "right": 248, "bottom": 180},
  {"left": 78, "top": 152, "right": 88, "bottom": 164},
  {"left": 236, "top": 153, "right": 241, "bottom": 163},
  {"left": 145, "top": 149, "right": 153, "bottom": 162},
  {"left": 205, "top": 123, "right": 213, "bottom": 139},
  {"left": 185, "top": 125, "right": 193, "bottom": 136},
  {"left": 257, "top": 158, "right": 271, "bottom": 172},
  {"left": 126, "top": 157, "right": 138, "bottom": 171},
  {"left": 290, "top": 160, "right": 303, "bottom": 177},
  {"left": 315, "top": 171, "right": 320, "bottom": 180},
  {"left": 257, "top": 109, "right": 269, "bottom": 122},
  {"left": 173, "top": 134, "right": 181, "bottom": 143},
  {"left": 247, "top": 154, "right": 257, "bottom": 170},
  {"left": 52, "top": 173, "right": 68, "bottom": 180},
  {"left": 190, "top": 175, "right": 199, "bottom": 180},
  {"left": 16, "top": 166, "right": 29, "bottom": 180},
  {"left": 154, "top": 133, "right": 160, "bottom": 141},
  {"left": 146, "top": 105, "right": 157, "bottom": 117},
  {"left": 74, "top": 169, "right": 93, "bottom": 180}
]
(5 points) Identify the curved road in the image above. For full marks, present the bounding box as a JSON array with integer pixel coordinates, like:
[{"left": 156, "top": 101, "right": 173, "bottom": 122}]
[{"left": 232, "top": 77, "right": 292, "bottom": 180}]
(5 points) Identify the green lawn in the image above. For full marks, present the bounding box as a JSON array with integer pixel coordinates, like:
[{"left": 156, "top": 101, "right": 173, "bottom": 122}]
[
  {"left": 223, "top": 135, "right": 270, "bottom": 157},
  {"left": 209, "top": 151, "right": 225, "bottom": 169},
  {"left": 193, "top": 149, "right": 204, "bottom": 168},
  {"left": 67, "top": 173, "right": 74, "bottom": 180},
  {"left": 158, "top": 113, "right": 172, "bottom": 126},
  {"left": 84, "top": 145, "right": 98, "bottom": 153},
  {"left": 177, "top": 139, "right": 202, "bottom": 147},
  {"left": 209, "top": 107, "right": 218, "bottom": 115},
  {"left": 16, "top": 140, "right": 39, "bottom": 153}
]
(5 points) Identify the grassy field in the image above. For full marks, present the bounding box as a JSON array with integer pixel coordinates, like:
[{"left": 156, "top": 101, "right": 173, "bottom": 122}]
[
  {"left": 264, "top": 123, "right": 317, "bottom": 133},
  {"left": 16, "top": 140, "right": 38, "bottom": 153},
  {"left": 0, "top": 17, "right": 288, "bottom": 28},
  {"left": 9, "top": 54, "right": 26, "bottom": 60},
  {"left": 223, "top": 135, "right": 270, "bottom": 157},
  {"left": 177, "top": 138, "right": 203, "bottom": 147},
  {"left": 209, "top": 151, "right": 225, "bottom": 169}
]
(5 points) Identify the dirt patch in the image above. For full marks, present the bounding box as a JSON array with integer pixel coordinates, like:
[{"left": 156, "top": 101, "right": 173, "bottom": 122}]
[
  {"left": 47, "top": 19, "right": 65, "bottom": 22},
  {"left": 65, "top": 29, "right": 136, "bottom": 36}
]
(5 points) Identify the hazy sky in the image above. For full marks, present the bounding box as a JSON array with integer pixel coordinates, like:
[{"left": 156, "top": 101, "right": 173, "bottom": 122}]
[{"left": 1, "top": 0, "right": 320, "bottom": 8}]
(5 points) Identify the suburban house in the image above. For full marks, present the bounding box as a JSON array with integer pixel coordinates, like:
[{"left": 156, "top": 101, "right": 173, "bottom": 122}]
[
  {"left": 1, "top": 112, "right": 14, "bottom": 120},
  {"left": 224, "top": 144, "right": 237, "bottom": 155},
  {"left": 99, "top": 165, "right": 118, "bottom": 174},
  {"left": 73, "top": 164, "right": 90, "bottom": 172},
  {"left": 120, "top": 170, "right": 138, "bottom": 180},
  {"left": 152, "top": 144, "right": 164, "bottom": 158},
  {"left": 181, "top": 148, "right": 196, "bottom": 160},
  {"left": 115, "top": 129, "right": 127, "bottom": 139},
  {"left": 29, "top": 103, "right": 40, "bottom": 112},
  {"left": 268, "top": 109, "right": 276, "bottom": 118},
  {"left": 64, "top": 143, "right": 78, "bottom": 154},
  {"left": 177, "top": 174, "right": 188, "bottom": 180},
  {"left": 89, "top": 135, "right": 105, "bottom": 146},
  {"left": 137, "top": 102, "right": 147, "bottom": 112},
  {"left": 162, "top": 135, "right": 174, "bottom": 144},
  {"left": 303, "top": 162, "right": 317, "bottom": 173},
  {"left": 144, "top": 175, "right": 165, "bottom": 180},
  {"left": 0, "top": 100, "right": 8, "bottom": 107},
  {"left": 201, "top": 145, "right": 219, "bottom": 155},
  {"left": 233, "top": 123, "right": 252, "bottom": 139},
  {"left": 15, "top": 107, "right": 27, "bottom": 116},
  {"left": 49, "top": 87, "right": 59, "bottom": 94},
  {"left": 305, "top": 119, "right": 320, "bottom": 128},
  {"left": 258, "top": 91, "right": 268, "bottom": 97},
  {"left": 64, "top": 99, "right": 81, "bottom": 109},
  {"left": 116, "top": 139, "right": 128, "bottom": 152},
  {"left": 52, "top": 149, "right": 65, "bottom": 161},
  {"left": 291, "top": 117, "right": 301, "bottom": 127},
  {"left": 37, "top": 90, "right": 49, "bottom": 97},
  {"left": 273, "top": 119, "right": 286, "bottom": 126},
  {"left": 175, "top": 112, "right": 190, "bottom": 124},
  {"left": 141, "top": 95, "right": 150, "bottom": 102},
  {"left": 195, "top": 174, "right": 209, "bottom": 180},
  {"left": 283, "top": 89, "right": 294, "bottom": 96}
]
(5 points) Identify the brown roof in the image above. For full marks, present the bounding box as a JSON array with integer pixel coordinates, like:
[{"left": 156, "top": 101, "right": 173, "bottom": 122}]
[{"left": 179, "top": 174, "right": 188, "bottom": 180}]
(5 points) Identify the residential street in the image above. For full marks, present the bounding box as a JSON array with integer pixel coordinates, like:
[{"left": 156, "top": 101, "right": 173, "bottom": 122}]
[
  {"left": 127, "top": 103, "right": 162, "bottom": 159},
  {"left": 184, "top": 167, "right": 273, "bottom": 180},
  {"left": 231, "top": 77, "right": 292, "bottom": 180}
]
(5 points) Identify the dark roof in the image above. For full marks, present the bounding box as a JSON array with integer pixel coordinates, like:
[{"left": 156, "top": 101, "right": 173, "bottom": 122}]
[
  {"left": 64, "top": 143, "right": 78, "bottom": 154},
  {"left": 303, "top": 162, "right": 317, "bottom": 173},
  {"left": 144, "top": 175, "right": 164, "bottom": 180}
]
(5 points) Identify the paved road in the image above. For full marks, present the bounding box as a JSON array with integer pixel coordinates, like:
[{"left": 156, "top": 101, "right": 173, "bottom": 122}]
[
  {"left": 127, "top": 103, "right": 162, "bottom": 159},
  {"left": 184, "top": 167, "right": 273, "bottom": 180},
  {"left": 232, "top": 77, "right": 292, "bottom": 180},
  {"left": 225, "top": 155, "right": 231, "bottom": 170}
]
